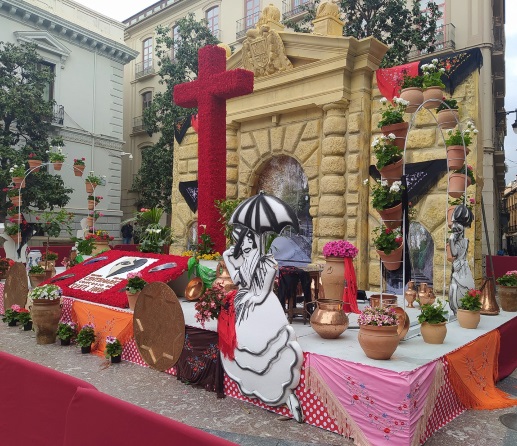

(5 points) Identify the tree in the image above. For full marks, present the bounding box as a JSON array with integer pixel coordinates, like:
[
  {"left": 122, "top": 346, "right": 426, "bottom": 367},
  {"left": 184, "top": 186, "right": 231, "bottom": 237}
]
[
  {"left": 0, "top": 41, "right": 72, "bottom": 222},
  {"left": 285, "top": 0, "right": 442, "bottom": 68},
  {"left": 133, "top": 14, "right": 220, "bottom": 213}
]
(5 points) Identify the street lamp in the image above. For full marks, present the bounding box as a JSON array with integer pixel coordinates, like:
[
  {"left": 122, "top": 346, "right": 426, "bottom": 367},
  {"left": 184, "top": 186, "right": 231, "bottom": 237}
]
[
  {"left": 120, "top": 152, "right": 133, "bottom": 160},
  {"left": 499, "top": 109, "right": 517, "bottom": 135}
]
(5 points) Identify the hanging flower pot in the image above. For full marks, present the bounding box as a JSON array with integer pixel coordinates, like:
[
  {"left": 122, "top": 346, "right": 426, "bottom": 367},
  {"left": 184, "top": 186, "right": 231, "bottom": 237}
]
[
  {"left": 381, "top": 122, "right": 409, "bottom": 150},
  {"left": 446, "top": 146, "right": 466, "bottom": 171},
  {"left": 437, "top": 109, "right": 459, "bottom": 129},
  {"left": 447, "top": 206, "right": 456, "bottom": 228},
  {"left": 377, "top": 202, "right": 402, "bottom": 229},
  {"left": 448, "top": 173, "right": 470, "bottom": 198},
  {"left": 376, "top": 244, "right": 403, "bottom": 271},
  {"left": 379, "top": 159, "right": 403, "bottom": 186},
  {"left": 74, "top": 165, "right": 85, "bottom": 176},
  {"left": 10, "top": 195, "right": 21, "bottom": 206},
  {"left": 422, "top": 87, "right": 443, "bottom": 109},
  {"left": 87, "top": 200, "right": 95, "bottom": 210},
  {"left": 399, "top": 87, "right": 423, "bottom": 113},
  {"left": 420, "top": 321, "right": 447, "bottom": 344},
  {"left": 11, "top": 177, "right": 25, "bottom": 188},
  {"left": 85, "top": 182, "right": 97, "bottom": 194},
  {"left": 28, "top": 159, "right": 42, "bottom": 172},
  {"left": 86, "top": 216, "right": 94, "bottom": 227},
  {"left": 53, "top": 162, "right": 63, "bottom": 171}
]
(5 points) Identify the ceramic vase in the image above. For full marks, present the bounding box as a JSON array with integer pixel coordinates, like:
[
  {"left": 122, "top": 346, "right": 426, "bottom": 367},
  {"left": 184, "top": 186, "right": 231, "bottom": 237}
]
[
  {"left": 320, "top": 256, "right": 345, "bottom": 301},
  {"left": 422, "top": 87, "right": 443, "bottom": 109},
  {"left": 379, "top": 158, "right": 403, "bottom": 186},
  {"left": 369, "top": 294, "right": 397, "bottom": 308},
  {"left": 457, "top": 309, "right": 481, "bottom": 329},
  {"left": 498, "top": 286, "right": 517, "bottom": 312},
  {"left": 420, "top": 321, "right": 447, "bottom": 344},
  {"left": 376, "top": 244, "right": 403, "bottom": 271},
  {"left": 377, "top": 203, "right": 402, "bottom": 229},
  {"left": 310, "top": 299, "right": 349, "bottom": 339},
  {"left": 31, "top": 299, "right": 61, "bottom": 345},
  {"left": 127, "top": 291, "right": 140, "bottom": 311},
  {"left": 213, "top": 260, "right": 237, "bottom": 292},
  {"left": 358, "top": 324, "right": 399, "bottom": 360},
  {"left": 446, "top": 145, "right": 466, "bottom": 171},
  {"left": 381, "top": 122, "right": 409, "bottom": 150},
  {"left": 399, "top": 87, "right": 423, "bottom": 113},
  {"left": 405, "top": 281, "right": 417, "bottom": 308},
  {"left": 437, "top": 109, "right": 459, "bottom": 129}
]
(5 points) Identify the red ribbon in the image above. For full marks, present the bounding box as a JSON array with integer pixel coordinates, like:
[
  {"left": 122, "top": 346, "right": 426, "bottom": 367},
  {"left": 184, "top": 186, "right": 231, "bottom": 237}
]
[
  {"left": 217, "top": 289, "right": 237, "bottom": 360},
  {"left": 342, "top": 257, "right": 360, "bottom": 314}
]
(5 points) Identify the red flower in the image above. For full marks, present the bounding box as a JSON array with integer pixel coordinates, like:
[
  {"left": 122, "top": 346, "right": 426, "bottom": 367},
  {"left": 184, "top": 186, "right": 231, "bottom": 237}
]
[
  {"left": 353, "top": 395, "right": 359, "bottom": 400},
  {"left": 385, "top": 228, "right": 392, "bottom": 234},
  {"left": 384, "top": 428, "right": 390, "bottom": 434}
]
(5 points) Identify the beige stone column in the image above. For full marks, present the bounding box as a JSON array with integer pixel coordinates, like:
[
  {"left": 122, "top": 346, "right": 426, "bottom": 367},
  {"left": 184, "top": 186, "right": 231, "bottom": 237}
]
[{"left": 226, "top": 123, "right": 239, "bottom": 199}]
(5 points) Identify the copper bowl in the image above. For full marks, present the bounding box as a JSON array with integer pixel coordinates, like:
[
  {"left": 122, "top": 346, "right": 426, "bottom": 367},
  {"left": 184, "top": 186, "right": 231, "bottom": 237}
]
[
  {"left": 185, "top": 277, "right": 204, "bottom": 301},
  {"left": 369, "top": 294, "right": 398, "bottom": 308}
]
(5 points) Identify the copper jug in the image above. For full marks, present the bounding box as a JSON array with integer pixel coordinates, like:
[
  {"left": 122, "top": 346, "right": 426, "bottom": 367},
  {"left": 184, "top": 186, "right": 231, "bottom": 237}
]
[
  {"left": 310, "top": 299, "right": 349, "bottom": 339},
  {"left": 405, "top": 281, "right": 417, "bottom": 308},
  {"left": 418, "top": 283, "right": 431, "bottom": 305},
  {"left": 212, "top": 260, "right": 237, "bottom": 292}
]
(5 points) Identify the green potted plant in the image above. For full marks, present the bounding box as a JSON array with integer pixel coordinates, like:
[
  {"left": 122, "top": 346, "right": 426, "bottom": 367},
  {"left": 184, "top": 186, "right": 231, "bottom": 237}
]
[
  {"left": 421, "top": 59, "right": 445, "bottom": 108},
  {"left": 105, "top": 336, "right": 123, "bottom": 363},
  {"left": 27, "top": 152, "right": 42, "bottom": 172},
  {"left": 126, "top": 273, "right": 147, "bottom": 311},
  {"left": 399, "top": 72, "right": 424, "bottom": 113},
  {"left": 6, "top": 188, "right": 21, "bottom": 206},
  {"left": 40, "top": 250, "right": 58, "bottom": 269},
  {"left": 36, "top": 209, "right": 74, "bottom": 271},
  {"left": 496, "top": 270, "right": 517, "bottom": 312},
  {"left": 57, "top": 321, "right": 78, "bottom": 345},
  {"left": 449, "top": 164, "right": 476, "bottom": 199},
  {"left": 0, "top": 257, "right": 13, "bottom": 280},
  {"left": 9, "top": 164, "right": 26, "bottom": 188},
  {"left": 357, "top": 306, "right": 399, "bottom": 360},
  {"left": 28, "top": 264, "right": 48, "bottom": 288},
  {"left": 17, "top": 308, "right": 32, "bottom": 331},
  {"left": 76, "top": 324, "right": 96, "bottom": 354},
  {"left": 366, "top": 178, "right": 404, "bottom": 229},
  {"left": 417, "top": 299, "right": 448, "bottom": 344},
  {"left": 87, "top": 194, "right": 102, "bottom": 210},
  {"left": 377, "top": 97, "right": 409, "bottom": 147},
  {"left": 85, "top": 171, "right": 103, "bottom": 193},
  {"left": 372, "top": 225, "right": 403, "bottom": 271},
  {"left": 5, "top": 224, "right": 21, "bottom": 243},
  {"left": 71, "top": 236, "right": 95, "bottom": 257},
  {"left": 2, "top": 304, "right": 21, "bottom": 326},
  {"left": 73, "top": 157, "right": 86, "bottom": 176},
  {"left": 372, "top": 134, "right": 403, "bottom": 184},
  {"left": 48, "top": 147, "right": 66, "bottom": 170},
  {"left": 445, "top": 121, "right": 478, "bottom": 173},
  {"left": 457, "top": 289, "right": 482, "bottom": 329},
  {"left": 436, "top": 98, "right": 459, "bottom": 129}
]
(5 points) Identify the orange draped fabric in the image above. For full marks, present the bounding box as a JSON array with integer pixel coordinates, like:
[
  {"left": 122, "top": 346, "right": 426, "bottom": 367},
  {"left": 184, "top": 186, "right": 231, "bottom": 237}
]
[
  {"left": 72, "top": 301, "right": 134, "bottom": 358},
  {"left": 446, "top": 330, "right": 517, "bottom": 409}
]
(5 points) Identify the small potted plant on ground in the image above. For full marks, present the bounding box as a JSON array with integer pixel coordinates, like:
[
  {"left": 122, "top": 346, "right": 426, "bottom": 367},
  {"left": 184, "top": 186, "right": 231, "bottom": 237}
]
[
  {"left": 372, "top": 134, "right": 403, "bottom": 185},
  {"left": 496, "top": 270, "right": 517, "bottom": 312},
  {"left": 421, "top": 59, "right": 446, "bottom": 108},
  {"left": 57, "top": 321, "right": 78, "bottom": 345},
  {"left": 417, "top": 299, "right": 448, "bottom": 344},
  {"left": 399, "top": 72, "right": 424, "bottom": 113},
  {"left": 357, "top": 306, "right": 399, "bottom": 360},
  {"left": 377, "top": 96, "right": 409, "bottom": 147},
  {"left": 2, "top": 304, "right": 21, "bottom": 326},
  {"left": 73, "top": 157, "right": 86, "bottom": 176},
  {"left": 457, "top": 289, "right": 482, "bottom": 329},
  {"left": 126, "top": 273, "right": 147, "bottom": 311},
  {"left": 28, "top": 265, "right": 47, "bottom": 287},
  {"left": 105, "top": 336, "right": 123, "bottom": 363},
  {"left": 435, "top": 98, "right": 459, "bottom": 129},
  {"left": 17, "top": 308, "right": 32, "bottom": 331},
  {"left": 76, "top": 323, "right": 96, "bottom": 354},
  {"left": 372, "top": 224, "right": 403, "bottom": 271}
]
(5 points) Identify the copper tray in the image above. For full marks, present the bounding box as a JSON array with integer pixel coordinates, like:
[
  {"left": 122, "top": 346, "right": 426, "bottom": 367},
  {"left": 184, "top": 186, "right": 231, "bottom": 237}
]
[
  {"left": 392, "top": 306, "right": 410, "bottom": 340},
  {"left": 185, "top": 277, "right": 204, "bottom": 301}
]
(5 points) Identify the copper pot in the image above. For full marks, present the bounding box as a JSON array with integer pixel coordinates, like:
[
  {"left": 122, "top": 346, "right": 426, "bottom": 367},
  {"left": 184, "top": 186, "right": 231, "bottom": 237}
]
[{"left": 310, "top": 299, "right": 348, "bottom": 339}]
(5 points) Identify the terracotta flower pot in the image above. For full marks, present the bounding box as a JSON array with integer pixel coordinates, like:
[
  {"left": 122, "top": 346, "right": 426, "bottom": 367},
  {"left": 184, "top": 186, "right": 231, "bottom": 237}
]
[
  {"left": 377, "top": 202, "right": 402, "bottom": 229},
  {"left": 86, "top": 216, "right": 94, "bottom": 227},
  {"left": 91, "top": 241, "right": 111, "bottom": 256},
  {"left": 28, "top": 159, "right": 42, "bottom": 172},
  {"left": 420, "top": 321, "right": 447, "bottom": 344},
  {"left": 126, "top": 291, "right": 140, "bottom": 311},
  {"left": 85, "top": 182, "right": 97, "bottom": 194},
  {"left": 498, "top": 286, "right": 517, "bottom": 312},
  {"left": 31, "top": 299, "right": 62, "bottom": 345},
  {"left": 399, "top": 87, "right": 423, "bottom": 113},
  {"left": 437, "top": 109, "right": 459, "bottom": 129},
  {"left": 53, "top": 162, "right": 63, "bottom": 171},
  {"left": 457, "top": 309, "right": 481, "bottom": 329},
  {"left": 447, "top": 206, "right": 456, "bottom": 228},
  {"left": 74, "top": 165, "right": 85, "bottom": 176},
  {"left": 448, "top": 173, "right": 470, "bottom": 199},
  {"left": 29, "top": 273, "right": 47, "bottom": 288},
  {"left": 422, "top": 87, "right": 443, "bottom": 109},
  {"left": 12, "top": 177, "right": 25, "bottom": 188},
  {"left": 87, "top": 200, "right": 95, "bottom": 210},
  {"left": 381, "top": 122, "right": 409, "bottom": 150},
  {"left": 320, "top": 256, "right": 345, "bottom": 301},
  {"left": 446, "top": 145, "right": 466, "bottom": 171},
  {"left": 379, "top": 158, "right": 403, "bottom": 186},
  {"left": 376, "top": 244, "right": 403, "bottom": 271},
  {"left": 310, "top": 299, "right": 349, "bottom": 339},
  {"left": 358, "top": 324, "right": 399, "bottom": 360},
  {"left": 10, "top": 195, "right": 21, "bottom": 206}
]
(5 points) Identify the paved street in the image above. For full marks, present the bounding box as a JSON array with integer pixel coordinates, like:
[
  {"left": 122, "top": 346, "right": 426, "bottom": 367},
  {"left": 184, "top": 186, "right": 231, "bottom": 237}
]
[{"left": 0, "top": 321, "right": 516, "bottom": 445}]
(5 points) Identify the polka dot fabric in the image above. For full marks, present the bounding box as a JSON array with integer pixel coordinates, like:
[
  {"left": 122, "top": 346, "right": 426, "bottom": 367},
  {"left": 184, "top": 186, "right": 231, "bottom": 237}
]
[{"left": 0, "top": 283, "right": 4, "bottom": 314}]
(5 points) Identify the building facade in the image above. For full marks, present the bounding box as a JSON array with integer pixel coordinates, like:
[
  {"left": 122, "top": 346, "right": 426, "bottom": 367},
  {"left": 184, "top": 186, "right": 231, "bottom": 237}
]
[{"left": 1, "top": 0, "right": 137, "bottom": 239}]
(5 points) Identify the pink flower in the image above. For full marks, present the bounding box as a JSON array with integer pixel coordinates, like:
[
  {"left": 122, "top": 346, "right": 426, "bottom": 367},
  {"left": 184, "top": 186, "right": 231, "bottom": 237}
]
[{"left": 11, "top": 304, "right": 21, "bottom": 311}]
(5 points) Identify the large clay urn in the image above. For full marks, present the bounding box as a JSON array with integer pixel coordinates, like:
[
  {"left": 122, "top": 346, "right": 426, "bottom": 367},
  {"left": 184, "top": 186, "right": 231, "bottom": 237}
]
[
  {"left": 358, "top": 324, "right": 399, "bottom": 360},
  {"left": 321, "top": 256, "right": 345, "bottom": 300},
  {"left": 31, "top": 299, "right": 62, "bottom": 345},
  {"left": 310, "top": 299, "right": 349, "bottom": 339},
  {"left": 420, "top": 321, "right": 447, "bottom": 344},
  {"left": 399, "top": 87, "right": 423, "bottom": 113},
  {"left": 448, "top": 173, "right": 470, "bottom": 199},
  {"left": 379, "top": 158, "right": 403, "bottom": 186},
  {"left": 377, "top": 202, "right": 402, "bottom": 230},
  {"left": 422, "top": 87, "right": 443, "bottom": 109},
  {"left": 498, "top": 286, "right": 517, "bottom": 312},
  {"left": 381, "top": 122, "right": 409, "bottom": 150},
  {"left": 457, "top": 309, "right": 481, "bottom": 329},
  {"left": 446, "top": 146, "right": 466, "bottom": 170}
]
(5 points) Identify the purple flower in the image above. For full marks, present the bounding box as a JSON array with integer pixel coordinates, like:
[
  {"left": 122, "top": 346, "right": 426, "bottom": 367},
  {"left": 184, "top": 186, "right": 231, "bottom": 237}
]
[{"left": 322, "top": 240, "right": 359, "bottom": 258}]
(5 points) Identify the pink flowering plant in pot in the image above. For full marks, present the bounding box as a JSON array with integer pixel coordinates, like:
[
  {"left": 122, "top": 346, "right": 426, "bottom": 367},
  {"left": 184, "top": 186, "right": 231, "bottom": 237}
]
[
  {"left": 105, "top": 336, "right": 123, "bottom": 358},
  {"left": 322, "top": 240, "right": 358, "bottom": 258},
  {"left": 194, "top": 283, "right": 226, "bottom": 328},
  {"left": 357, "top": 306, "right": 398, "bottom": 326},
  {"left": 496, "top": 271, "right": 517, "bottom": 286}
]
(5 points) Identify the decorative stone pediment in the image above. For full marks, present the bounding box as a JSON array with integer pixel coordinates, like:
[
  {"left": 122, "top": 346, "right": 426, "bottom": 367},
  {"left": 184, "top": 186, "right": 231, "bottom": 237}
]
[{"left": 14, "top": 31, "right": 70, "bottom": 64}]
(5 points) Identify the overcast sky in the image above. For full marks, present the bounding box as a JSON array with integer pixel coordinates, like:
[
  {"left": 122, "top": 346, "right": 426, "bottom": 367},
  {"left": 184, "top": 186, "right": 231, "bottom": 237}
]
[{"left": 74, "top": 0, "right": 517, "bottom": 183}]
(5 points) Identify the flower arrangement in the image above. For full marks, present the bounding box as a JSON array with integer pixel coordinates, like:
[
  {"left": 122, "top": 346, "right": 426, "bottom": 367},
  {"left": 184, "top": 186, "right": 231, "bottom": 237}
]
[
  {"left": 85, "top": 230, "right": 114, "bottom": 242},
  {"left": 28, "top": 265, "right": 46, "bottom": 275},
  {"left": 2, "top": 304, "right": 21, "bottom": 324},
  {"left": 421, "top": 59, "right": 445, "bottom": 89},
  {"left": 48, "top": 147, "right": 65, "bottom": 162},
  {"left": 87, "top": 195, "right": 102, "bottom": 203},
  {"left": 372, "top": 134, "right": 403, "bottom": 170},
  {"left": 436, "top": 98, "right": 458, "bottom": 113},
  {"left": 73, "top": 157, "right": 86, "bottom": 166},
  {"left": 449, "top": 195, "right": 475, "bottom": 211},
  {"left": 417, "top": 299, "right": 448, "bottom": 324},
  {"left": 57, "top": 321, "right": 77, "bottom": 341},
  {"left": 357, "top": 306, "right": 398, "bottom": 326},
  {"left": 372, "top": 225, "right": 403, "bottom": 254},
  {"left": 126, "top": 273, "right": 147, "bottom": 294},
  {"left": 377, "top": 96, "right": 409, "bottom": 128},
  {"left": 9, "top": 164, "right": 25, "bottom": 177},
  {"left": 76, "top": 324, "right": 96, "bottom": 348},
  {"left": 85, "top": 171, "right": 103, "bottom": 185},
  {"left": 41, "top": 250, "right": 58, "bottom": 261},
  {"left": 453, "top": 164, "right": 476, "bottom": 185},
  {"left": 459, "top": 289, "right": 482, "bottom": 311},
  {"left": 104, "top": 336, "right": 123, "bottom": 358},
  {"left": 27, "top": 284, "right": 63, "bottom": 301},
  {"left": 365, "top": 178, "right": 404, "bottom": 211},
  {"left": 496, "top": 270, "right": 517, "bottom": 287},
  {"left": 17, "top": 308, "right": 31, "bottom": 326},
  {"left": 139, "top": 223, "right": 173, "bottom": 254},
  {"left": 194, "top": 283, "right": 226, "bottom": 329},
  {"left": 322, "top": 240, "right": 358, "bottom": 258},
  {"left": 399, "top": 72, "right": 423, "bottom": 89},
  {"left": 5, "top": 224, "right": 20, "bottom": 236},
  {"left": 444, "top": 121, "right": 478, "bottom": 146}
]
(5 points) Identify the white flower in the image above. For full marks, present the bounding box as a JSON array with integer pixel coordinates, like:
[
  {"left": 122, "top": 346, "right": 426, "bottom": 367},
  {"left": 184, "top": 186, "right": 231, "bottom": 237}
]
[
  {"left": 381, "top": 179, "right": 388, "bottom": 187},
  {"left": 421, "top": 64, "right": 428, "bottom": 70},
  {"left": 393, "top": 96, "right": 399, "bottom": 102},
  {"left": 380, "top": 97, "right": 388, "bottom": 104},
  {"left": 432, "top": 58, "right": 438, "bottom": 64},
  {"left": 388, "top": 133, "right": 396, "bottom": 140},
  {"left": 390, "top": 181, "right": 401, "bottom": 193},
  {"left": 473, "top": 129, "right": 479, "bottom": 134},
  {"left": 363, "top": 179, "right": 369, "bottom": 185},
  {"left": 9, "top": 168, "right": 14, "bottom": 173},
  {"left": 440, "top": 68, "right": 445, "bottom": 72}
]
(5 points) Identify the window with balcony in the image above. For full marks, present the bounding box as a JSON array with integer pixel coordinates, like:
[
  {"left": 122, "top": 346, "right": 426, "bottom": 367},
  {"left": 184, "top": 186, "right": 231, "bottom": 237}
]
[
  {"left": 206, "top": 6, "right": 220, "bottom": 38},
  {"left": 143, "top": 37, "right": 153, "bottom": 70},
  {"left": 37, "top": 61, "right": 55, "bottom": 102},
  {"left": 409, "top": 2, "right": 452, "bottom": 59},
  {"left": 283, "top": 0, "right": 312, "bottom": 21},
  {"left": 237, "top": 0, "right": 261, "bottom": 39}
]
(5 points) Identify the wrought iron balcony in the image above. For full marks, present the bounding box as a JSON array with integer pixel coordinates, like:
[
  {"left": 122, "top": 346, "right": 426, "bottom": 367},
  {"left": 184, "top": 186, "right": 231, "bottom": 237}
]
[
  {"left": 282, "top": 0, "right": 315, "bottom": 21},
  {"left": 408, "top": 23, "right": 455, "bottom": 59},
  {"left": 52, "top": 104, "right": 64, "bottom": 125},
  {"left": 236, "top": 11, "right": 261, "bottom": 40},
  {"left": 133, "top": 116, "right": 147, "bottom": 133},
  {"left": 135, "top": 60, "right": 155, "bottom": 79}
]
